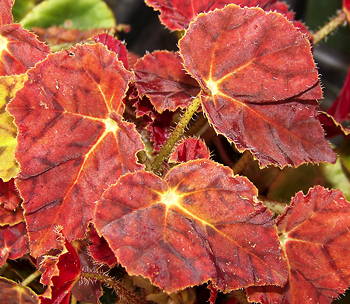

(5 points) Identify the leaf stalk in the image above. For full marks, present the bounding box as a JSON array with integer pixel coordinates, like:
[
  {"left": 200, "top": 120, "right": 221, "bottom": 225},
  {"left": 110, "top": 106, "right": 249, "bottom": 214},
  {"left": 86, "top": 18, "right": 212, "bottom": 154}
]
[
  {"left": 151, "top": 96, "right": 202, "bottom": 173},
  {"left": 313, "top": 10, "right": 347, "bottom": 45}
]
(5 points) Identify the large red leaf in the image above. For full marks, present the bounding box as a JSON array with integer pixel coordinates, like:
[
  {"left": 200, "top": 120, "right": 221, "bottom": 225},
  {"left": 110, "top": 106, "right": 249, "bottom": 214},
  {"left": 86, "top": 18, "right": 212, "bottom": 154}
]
[
  {"left": 0, "top": 24, "right": 49, "bottom": 76},
  {"left": 0, "top": 222, "right": 28, "bottom": 266},
  {"left": 179, "top": 5, "right": 335, "bottom": 168},
  {"left": 0, "top": 0, "right": 13, "bottom": 25},
  {"left": 94, "top": 159, "right": 287, "bottom": 293},
  {"left": 8, "top": 44, "right": 145, "bottom": 257},
  {"left": 0, "top": 277, "right": 39, "bottom": 304},
  {"left": 145, "top": 0, "right": 274, "bottom": 31},
  {"left": 40, "top": 242, "right": 81, "bottom": 304},
  {"left": 247, "top": 186, "right": 350, "bottom": 304},
  {"left": 134, "top": 51, "right": 200, "bottom": 113}
]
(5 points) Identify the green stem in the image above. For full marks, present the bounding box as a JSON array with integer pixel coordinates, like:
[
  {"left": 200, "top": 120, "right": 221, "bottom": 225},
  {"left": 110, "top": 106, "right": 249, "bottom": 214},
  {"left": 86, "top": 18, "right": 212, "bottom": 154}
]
[
  {"left": 151, "top": 96, "right": 202, "bottom": 173},
  {"left": 81, "top": 272, "right": 145, "bottom": 304},
  {"left": 21, "top": 270, "right": 41, "bottom": 287},
  {"left": 232, "top": 151, "right": 251, "bottom": 174},
  {"left": 313, "top": 10, "right": 347, "bottom": 45},
  {"left": 71, "top": 295, "right": 77, "bottom": 304}
]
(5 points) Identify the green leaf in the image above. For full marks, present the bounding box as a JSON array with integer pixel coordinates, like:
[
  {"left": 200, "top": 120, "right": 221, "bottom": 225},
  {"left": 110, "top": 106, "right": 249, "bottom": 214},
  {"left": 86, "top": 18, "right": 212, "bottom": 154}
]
[
  {"left": 20, "top": 0, "right": 116, "bottom": 30},
  {"left": 12, "top": 0, "right": 36, "bottom": 22},
  {"left": 322, "top": 155, "right": 350, "bottom": 200}
]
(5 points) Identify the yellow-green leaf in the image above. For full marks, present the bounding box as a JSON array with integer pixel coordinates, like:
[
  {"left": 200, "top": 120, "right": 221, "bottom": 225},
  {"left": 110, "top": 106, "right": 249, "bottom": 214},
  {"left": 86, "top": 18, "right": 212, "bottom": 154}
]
[{"left": 0, "top": 74, "right": 27, "bottom": 181}]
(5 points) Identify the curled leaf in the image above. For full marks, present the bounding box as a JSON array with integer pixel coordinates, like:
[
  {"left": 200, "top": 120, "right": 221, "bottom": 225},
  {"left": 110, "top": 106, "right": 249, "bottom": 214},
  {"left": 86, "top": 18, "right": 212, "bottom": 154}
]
[
  {"left": 169, "top": 137, "right": 210, "bottom": 163},
  {"left": 0, "top": 222, "right": 28, "bottom": 266},
  {"left": 40, "top": 242, "right": 81, "bottom": 304},
  {"left": 134, "top": 51, "right": 200, "bottom": 113},
  {"left": 88, "top": 225, "right": 117, "bottom": 267},
  {"left": 94, "top": 34, "right": 129, "bottom": 69},
  {"left": 179, "top": 5, "right": 335, "bottom": 168},
  {"left": 95, "top": 159, "right": 287, "bottom": 293},
  {"left": 8, "top": 44, "right": 145, "bottom": 257}
]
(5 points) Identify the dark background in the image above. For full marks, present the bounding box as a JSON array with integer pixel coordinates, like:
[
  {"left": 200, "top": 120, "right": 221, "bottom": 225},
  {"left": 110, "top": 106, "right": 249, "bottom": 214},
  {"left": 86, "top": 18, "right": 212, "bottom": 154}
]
[{"left": 105, "top": 0, "right": 350, "bottom": 109}]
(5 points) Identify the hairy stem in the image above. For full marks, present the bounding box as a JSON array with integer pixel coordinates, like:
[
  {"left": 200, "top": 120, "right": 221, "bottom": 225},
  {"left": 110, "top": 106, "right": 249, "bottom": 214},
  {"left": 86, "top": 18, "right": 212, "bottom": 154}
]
[
  {"left": 313, "top": 10, "right": 347, "bottom": 45},
  {"left": 21, "top": 270, "right": 41, "bottom": 287},
  {"left": 151, "top": 96, "right": 202, "bottom": 173},
  {"left": 81, "top": 272, "right": 145, "bottom": 304}
]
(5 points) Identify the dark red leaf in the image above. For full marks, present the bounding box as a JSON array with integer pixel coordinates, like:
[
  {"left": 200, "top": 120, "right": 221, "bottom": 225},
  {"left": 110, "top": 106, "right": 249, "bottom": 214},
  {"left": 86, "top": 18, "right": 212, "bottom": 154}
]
[
  {"left": 0, "top": 178, "right": 21, "bottom": 210},
  {"left": 0, "top": 24, "right": 49, "bottom": 76},
  {"left": 328, "top": 68, "right": 350, "bottom": 121},
  {"left": 0, "top": 0, "right": 13, "bottom": 26},
  {"left": 134, "top": 51, "right": 200, "bottom": 113},
  {"left": 94, "top": 33, "right": 129, "bottom": 69},
  {"left": 0, "top": 277, "right": 39, "bottom": 304},
  {"left": 169, "top": 137, "right": 210, "bottom": 163},
  {"left": 247, "top": 186, "right": 350, "bottom": 304},
  {"left": 88, "top": 225, "right": 117, "bottom": 267},
  {"left": 179, "top": 5, "right": 335, "bottom": 168},
  {"left": 8, "top": 44, "right": 145, "bottom": 257},
  {"left": 40, "top": 242, "right": 81, "bottom": 304},
  {"left": 147, "top": 111, "right": 174, "bottom": 152},
  {"left": 146, "top": 0, "right": 275, "bottom": 31},
  {"left": 94, "top": 159, "right": 287, "bottom": 293},
  {"left": 0, "top": 222, "right": 28, "bottom": 266},
  {"left": 319, "top": 68, "right": 350, "bottom": 137}
]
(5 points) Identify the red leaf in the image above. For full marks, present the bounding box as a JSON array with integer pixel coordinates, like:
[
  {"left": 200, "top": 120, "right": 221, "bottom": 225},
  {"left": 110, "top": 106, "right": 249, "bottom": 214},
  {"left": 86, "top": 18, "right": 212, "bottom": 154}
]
[
  {"left": 8, "top": 44, "right": 145, "bottom": 257},
  {"left": 179, "top": 5, "right": 335, "bottom": 168},
  {"left": 0, "top": 24, "right": 49, "bottom": 76},
  {"left": 0, "top": 205, "right": 23, "bottom": 226},
  {"left": 94, "top": 33, "right": 129, "bottom": 69},
  {"left": 134, "top": 51, "right": 200, "bottom": 113},
  {"left": 319, "top": 68, "right": 350, "bottom": 137},
  {"left": 247, "top": 186, "right": 350, "bottom": 304},
  {"left": 146, "top": 0, "right": 275, "bottom": 31},
  {"left": 344, "top": 0, "right": 350, "bottom": 22},
  {"left": 38, "top": 253, "right": 61, "bottom": 299},
  {"left": 208, "top": 284, "right": 219, "bottom": 304},
  {"left": 71, "top": 242, "right": 103, "bottom": 304},
  {"left": 94, "top": 159, "right": 287, "bottom": 293},
  {"left": 169, "top": 137, "right": 210, "bottom": 163},
  {"left": 329, "top": 68, "right": 350, "bottom": 122},
  {"left": 147, "top": 110, "right": 174, "bottom": 152},
  {"left": 88, "top": 225, "right": 117, "bottom": 267},
  {"left": 0, "top": 178, "right": 21, "bottom": 210},
  {"left": 0, "top": 277, "right": 39, "bottom": 304},
  {"left": 33, "top": 26, "right": 106, "bottom": 46},
  {"left": 40, "top": 242, "right": 81, "bottom": 304},
  {"left": 0, "top": 0, "right": 13, "bottom": 25},
  {"left": 0, "top": 222, "right": 28, "bottom": 266},
  {"left": 318, "top": 112, "right": 350, "bottom": 138}
]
